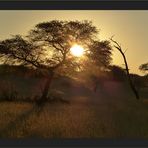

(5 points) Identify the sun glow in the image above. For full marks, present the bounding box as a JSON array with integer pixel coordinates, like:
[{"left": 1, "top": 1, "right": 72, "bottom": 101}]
[{"left": 70, "top": 44, "right": 84, "bottom": 57}]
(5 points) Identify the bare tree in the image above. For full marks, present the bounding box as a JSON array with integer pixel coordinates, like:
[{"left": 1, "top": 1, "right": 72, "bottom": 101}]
[{"left": 110, "top": 38, "right": 140, "bottom": 100}]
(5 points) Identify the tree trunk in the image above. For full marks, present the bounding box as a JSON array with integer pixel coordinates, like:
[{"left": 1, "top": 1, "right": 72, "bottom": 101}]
[
  {"left": 111, "top": 38, "right": 140, "bottom": 99},
  {"left": 127, "top": 72, "right": 140, "bottom": 99},
  {"left": 94, "top": 82, "right": 98, "bottom": 92},
  {"left": 119, "top": 50, "right": 139, "bottom": 99},
  {"left": 37, "top": 70, "right": 54, "bottom": 105}
]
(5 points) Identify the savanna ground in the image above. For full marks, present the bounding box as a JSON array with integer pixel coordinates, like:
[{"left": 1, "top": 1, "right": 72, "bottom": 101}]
[{"left": 0, "top": 75, "right": 148, "bottom": 138}]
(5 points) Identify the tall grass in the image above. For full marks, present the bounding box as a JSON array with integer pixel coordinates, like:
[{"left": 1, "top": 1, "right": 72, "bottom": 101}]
[{"left": 0, "top": 74, "right": 148, "bottom": 138}]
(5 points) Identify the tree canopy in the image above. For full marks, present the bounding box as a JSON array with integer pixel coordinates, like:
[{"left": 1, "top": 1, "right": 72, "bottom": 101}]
[{"left": 0, "top": 20, "right": 112, "bottom": 75}]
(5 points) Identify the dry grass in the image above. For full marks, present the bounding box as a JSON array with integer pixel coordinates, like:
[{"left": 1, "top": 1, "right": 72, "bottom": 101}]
[
  {"left": 0, "top": 101, "right": 97, "bottom": 138},
  {"left": 0, "top": 76, "right": 148, "bottom": 138},
  {"left": 0, "top": 89, "right": 148, "bottom": 138}
]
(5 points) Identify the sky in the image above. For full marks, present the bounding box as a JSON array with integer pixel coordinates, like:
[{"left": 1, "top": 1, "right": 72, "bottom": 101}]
[{"left": 0, "top": 10, "right": 148, "bottom": 75}]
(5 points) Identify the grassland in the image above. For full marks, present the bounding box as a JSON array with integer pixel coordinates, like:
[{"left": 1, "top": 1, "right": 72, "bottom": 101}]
[{"left": 0, "top": 75, "right": 148, "bottom": 138}]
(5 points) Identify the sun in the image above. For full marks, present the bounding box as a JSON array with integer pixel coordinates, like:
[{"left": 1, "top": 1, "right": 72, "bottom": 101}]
[{"left": 70, "top": 44, "right": 84, "bottom": 57}]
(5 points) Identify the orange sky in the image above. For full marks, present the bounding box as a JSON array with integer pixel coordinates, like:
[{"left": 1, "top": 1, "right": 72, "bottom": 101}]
[{"left": 0, "top": 10, "right": 147, "bottom": 75}]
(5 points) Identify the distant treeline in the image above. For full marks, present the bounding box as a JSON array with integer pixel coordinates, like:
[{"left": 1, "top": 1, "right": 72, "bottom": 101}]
[
  {"left": 109, "top": 65, "right": 148, "bottom": 87},
  {"left": 0, "top": 64, "right": 147, "bottom": 102},
  {"left": 0, "top": 64, "right": 147, "bottom": 87},
  {"left": 88, "top": 65, "right": 148, "bottom": 89},
  {"left": 0, "top": 64, "right": 47, "bottom": 78}
]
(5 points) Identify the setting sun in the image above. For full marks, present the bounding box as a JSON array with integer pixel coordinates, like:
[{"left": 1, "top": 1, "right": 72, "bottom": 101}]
[{"left": 70, "top": 44, "right": 84, "bottom": 57}]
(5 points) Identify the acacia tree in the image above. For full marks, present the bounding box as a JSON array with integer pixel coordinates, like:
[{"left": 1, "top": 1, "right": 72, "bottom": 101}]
[
  {"left": 0, "top": 20, "right": 114, "bottom": 103},
  {"left": 0, "top": 20, "right": 99, "bottom": 103}
]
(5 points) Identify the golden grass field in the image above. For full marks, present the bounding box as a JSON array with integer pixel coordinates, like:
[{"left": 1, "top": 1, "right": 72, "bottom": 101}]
[{"left": 0, "top": 78, "right": 148, "bottom": 138}]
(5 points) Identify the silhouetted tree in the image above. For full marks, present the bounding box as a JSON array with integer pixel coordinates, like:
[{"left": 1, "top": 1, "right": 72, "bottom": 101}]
[
  {"left": 110, "top": 38, "right": 140, "bottom": 100},
  {"left": 86, "top": 40, "right": 112, "bottom": 92},
  {"left": 0, "top": 20, "right": 116, "bottom": 103},
  {"left": 87, "top": 40, "right": 112, "bottom": 70},
  {"left": 0, "top": 20, "right": 98, "bottom": 104}
]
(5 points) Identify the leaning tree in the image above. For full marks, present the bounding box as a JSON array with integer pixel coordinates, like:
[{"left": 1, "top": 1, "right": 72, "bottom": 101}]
[{"left": 110, "top": 38, "right": 140, "bottom": 100}]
